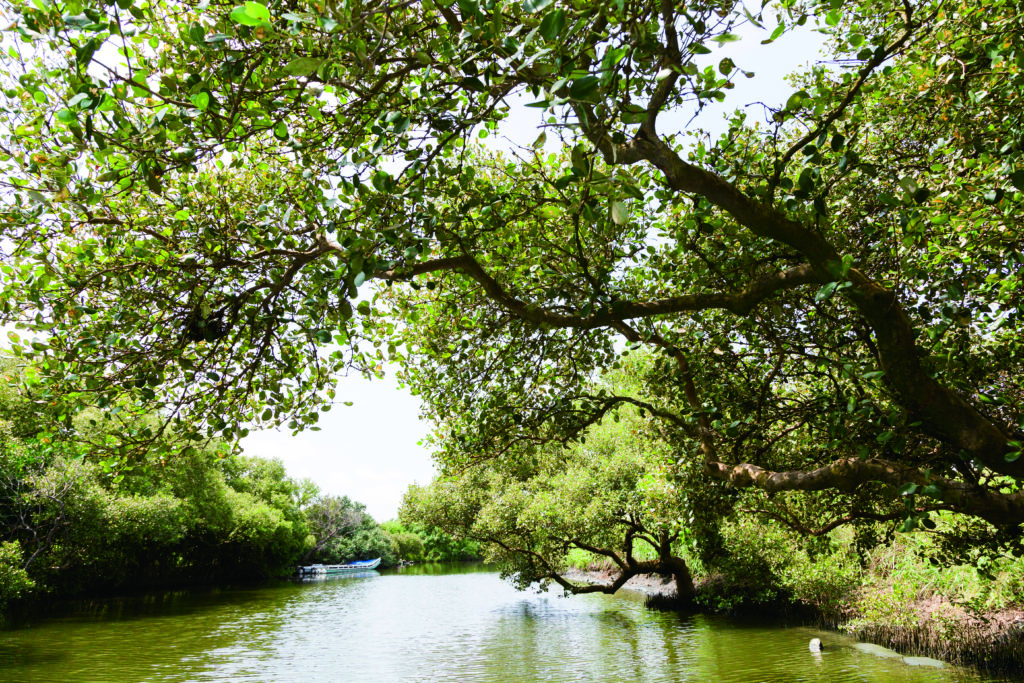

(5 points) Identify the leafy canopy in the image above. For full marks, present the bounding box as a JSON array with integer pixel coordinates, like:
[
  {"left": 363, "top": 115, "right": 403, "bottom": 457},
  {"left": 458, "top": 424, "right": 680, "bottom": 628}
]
[{"left": 1, "top": 0, "right": 1024, "bottom": 542}]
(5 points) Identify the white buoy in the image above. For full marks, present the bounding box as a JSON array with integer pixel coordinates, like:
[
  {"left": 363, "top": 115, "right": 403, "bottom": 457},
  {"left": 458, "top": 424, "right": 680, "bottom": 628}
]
[{"left": 809, "top": 638, "right": 823, "bottom": 652}]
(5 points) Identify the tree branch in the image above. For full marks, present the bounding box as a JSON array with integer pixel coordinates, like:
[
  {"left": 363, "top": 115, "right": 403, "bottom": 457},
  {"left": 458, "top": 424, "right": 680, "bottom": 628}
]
[{"left": 708, "top": 457, "right": 1024, "bottom": 528}]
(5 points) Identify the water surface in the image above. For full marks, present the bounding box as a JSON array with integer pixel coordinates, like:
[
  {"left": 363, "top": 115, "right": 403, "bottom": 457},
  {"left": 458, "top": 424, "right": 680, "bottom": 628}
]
[{"left": 0, "top": 563, "right": 1015, "bottom": 682}]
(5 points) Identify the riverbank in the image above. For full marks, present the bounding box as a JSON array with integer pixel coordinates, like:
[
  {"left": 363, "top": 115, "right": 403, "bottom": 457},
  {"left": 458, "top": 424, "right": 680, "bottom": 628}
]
[
  {"left": 565, "top": 567, "right": 1024, "bottom": 675},
  {"left": 563, "top": 567, "right": 679, "bottom": 598}
]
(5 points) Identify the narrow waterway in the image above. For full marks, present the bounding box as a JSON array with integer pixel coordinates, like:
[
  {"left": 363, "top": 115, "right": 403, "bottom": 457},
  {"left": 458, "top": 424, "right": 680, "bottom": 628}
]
[{"left": 0, "top": 563, "right": 1015, "bottom": 682}]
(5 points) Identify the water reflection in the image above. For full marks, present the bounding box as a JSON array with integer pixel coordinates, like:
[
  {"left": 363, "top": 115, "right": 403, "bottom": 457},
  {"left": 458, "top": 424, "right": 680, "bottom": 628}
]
[{"left": 0, "top": 566, "right": 1014, "bottom": 682}]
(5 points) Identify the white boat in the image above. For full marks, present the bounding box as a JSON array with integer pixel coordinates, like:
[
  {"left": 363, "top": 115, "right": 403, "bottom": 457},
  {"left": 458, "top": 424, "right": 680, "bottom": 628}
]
[{"left": 298, "top": 558, "right": 381, "bottom": 575}]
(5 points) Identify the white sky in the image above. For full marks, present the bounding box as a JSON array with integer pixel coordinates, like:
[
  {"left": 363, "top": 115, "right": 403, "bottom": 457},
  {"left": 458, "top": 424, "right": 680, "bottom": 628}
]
[{"left": 240, "top": 17, "right": 829, "bottom": 522}]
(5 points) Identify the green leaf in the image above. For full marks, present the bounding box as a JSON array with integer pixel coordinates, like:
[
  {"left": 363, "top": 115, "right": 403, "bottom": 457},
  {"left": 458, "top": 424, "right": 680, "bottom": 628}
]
[
  {"left": 273, "top": 121, "right": 289, "bottom": 140},
  {"left": 230, "top": 4, "right": 262, "bottom": 25},
  {"left": 188, "top": 23, "right": 205, "bottom": 43},
  {"left": 569, "top": 76, "right": 601, "bottom": 101},
  {"left": 284, "top": 57, "right": 324, "bottom": 77},
  {"left": 314, "top": 329, "right": 333, "bottom": 344},
  {"left": 898, "top": 176, "right": 919, "bottom": 194},
  {"left": 712, "top": 32, "right": 741, "bottom": 44},
  {"left": 814, "top": 282, "right": 838, "bottom": 302},
  {"left": 191, "top": 92, "right": 210, "bottom": 111},
  {"left": 538, "top": 8, "right": 565, "bottom": 41},
  {"left": 461, "top": 76, "right": 486, "bottom": 92},
  {"left": 786, "top": 90, "right": 809, "bottom": 111},
  {"left": 762, "top": 22, "right": 785, "bottom": 44},
  {"left": 244, "top": 1, "right": 270, "bottom": 21},
  {"left": 611, "top": 201, "right": 627, "bottom": 225},
  {"left": 1010, "top": 170, "right": 1024, "bottom": 192},
  {"left": 983, "top": 188, "right": 1004, "bottom": 204},
  {"left": 357, "top": 300, "right": 371, "bottom": 316},
  {"left": 523, "top": 0, "right": 553, "bottom": 13},
  {"left": 55, "top": 109, "right": 76, "bottom": 124},
  {"left": 339, "top": 299, "right": 353, "bottom": 320},
  {"left": 922, "top": 484, "right": 943, "bottom": 498},
  {"left": 898, "top": 483, "right": 918, "bottom": 496},
  {"left": 143, "top": 167, "right": 163, "bottom": 194}
]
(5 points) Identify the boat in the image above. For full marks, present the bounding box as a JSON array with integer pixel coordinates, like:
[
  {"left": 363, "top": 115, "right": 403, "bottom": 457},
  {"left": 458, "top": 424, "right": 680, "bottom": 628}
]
[{"left": 297, "top": 558, "right": 381, "bottom": 576}]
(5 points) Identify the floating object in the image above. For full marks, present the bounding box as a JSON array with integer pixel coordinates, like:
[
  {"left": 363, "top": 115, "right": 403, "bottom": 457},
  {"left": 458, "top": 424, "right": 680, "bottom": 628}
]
[
  {"left": 298, "top": 558, "right": 381, "bottom": 575},
  {"left": 809, "top": 638, "right": 823, "bottom": 652},
  {"left": 853, "top": 642, "right": 902, "bottom": 659},
  {"left": 903, "top": 656, "right": 944, "bottom": 668}
]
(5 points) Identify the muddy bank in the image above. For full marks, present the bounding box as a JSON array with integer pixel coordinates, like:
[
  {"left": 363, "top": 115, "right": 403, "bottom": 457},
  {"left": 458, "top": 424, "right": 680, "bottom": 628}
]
[
  {"left": 842, "top": 592, "right": 1024, "bottom": 673},
  {"left": 565, "top": 568, "right": 1024, "bottom": 674},
  {"left": 563, "top": 568, "right": 679, "bottom": 598}
]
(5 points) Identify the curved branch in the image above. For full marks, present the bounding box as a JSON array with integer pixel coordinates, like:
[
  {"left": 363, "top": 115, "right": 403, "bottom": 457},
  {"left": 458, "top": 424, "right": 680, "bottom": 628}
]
[
  {"left": 374, "top": 254, "right": 817, "bottom": 325},
  {"left": 708, "top": 457, "right": 1024, "bottom": 528}
]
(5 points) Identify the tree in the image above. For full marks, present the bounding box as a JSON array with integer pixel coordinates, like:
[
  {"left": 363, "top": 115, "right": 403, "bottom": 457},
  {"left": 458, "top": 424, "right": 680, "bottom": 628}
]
[
  {"left": 1, "top": 0, "right": 1023, "bottom": 557},
  {"left": 0, "top": 361, "right": 314, "bottom": 598},
  {"left": 403, "top": 371, "right": 697, "bottom": 597},
  {"left": 300, "top": 494, "right": 367, "bottom": 562}
]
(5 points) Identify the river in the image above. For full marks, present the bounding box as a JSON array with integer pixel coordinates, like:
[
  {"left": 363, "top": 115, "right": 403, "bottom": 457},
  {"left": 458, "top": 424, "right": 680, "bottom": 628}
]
[{"left": 0, "top": 563, "right": 1016, "bottom": 682}]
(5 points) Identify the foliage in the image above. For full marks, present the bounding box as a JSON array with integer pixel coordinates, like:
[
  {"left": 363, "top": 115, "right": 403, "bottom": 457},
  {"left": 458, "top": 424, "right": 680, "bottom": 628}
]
[
  {"left": 1, "top": 0, "right": 1023, "bottom": 568},
  {"left": 402, "top": 393, "right": 696, "bottom": 596},
  {"left": 380, "top": 521, "right": 425, "bottom": 561},
  {"left": 0, "top": 541, "right": 34, "bottom": 608},
  {"left": 301, "top": 494, "right": 367, "bottom": 562},
  {"left": 389, "top": 517, "right": 481, "bottom": 563},
  {"left": 301, "top": 495, "right": 405, "bottom": 567},
  {"left": 323, "top": 525, "right": 398, "bottom": 566},
  {"left": 0, "top": 361, "right": 315, "bottom": 603},
  {"left": 390, "top": 531, "right": 424, "bottom": 562}
]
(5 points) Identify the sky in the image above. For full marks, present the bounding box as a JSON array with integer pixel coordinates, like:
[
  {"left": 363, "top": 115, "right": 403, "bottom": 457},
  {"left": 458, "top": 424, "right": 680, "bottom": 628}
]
[{"left": 238, "top": 15, "right": 830, "bottom": 523}]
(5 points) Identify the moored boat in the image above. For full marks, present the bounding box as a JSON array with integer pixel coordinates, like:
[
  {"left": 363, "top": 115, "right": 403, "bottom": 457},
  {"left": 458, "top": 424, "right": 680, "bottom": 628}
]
[{"left": 298, "top": 558, "right": 381, "bottom": 576}]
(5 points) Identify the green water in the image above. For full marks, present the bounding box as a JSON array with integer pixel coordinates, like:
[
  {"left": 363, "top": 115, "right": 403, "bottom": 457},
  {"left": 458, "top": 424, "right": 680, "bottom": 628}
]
[{"left": 0, "top": 563, "right": 1015, "bottom": 682}]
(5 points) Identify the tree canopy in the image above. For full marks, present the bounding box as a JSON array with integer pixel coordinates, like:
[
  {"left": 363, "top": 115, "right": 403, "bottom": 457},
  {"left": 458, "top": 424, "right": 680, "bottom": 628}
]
[
  {"left": 402, "top": 355, "right": 696, "bottom": 596},
  {"left": 2, "top": 0, "right": 1024, "bottom": 555}
]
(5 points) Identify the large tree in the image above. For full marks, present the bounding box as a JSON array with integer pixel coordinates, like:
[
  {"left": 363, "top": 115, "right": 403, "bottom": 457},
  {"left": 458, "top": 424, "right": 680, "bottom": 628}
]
[{"left": 2, "top": 0, "right": 1023, "bottom": 548}]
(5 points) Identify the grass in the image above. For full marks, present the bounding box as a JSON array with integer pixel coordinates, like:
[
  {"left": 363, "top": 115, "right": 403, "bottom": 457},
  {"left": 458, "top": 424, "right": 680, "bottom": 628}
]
[{"left": 565, "top": 544, "right": 660, "bottom": 571}]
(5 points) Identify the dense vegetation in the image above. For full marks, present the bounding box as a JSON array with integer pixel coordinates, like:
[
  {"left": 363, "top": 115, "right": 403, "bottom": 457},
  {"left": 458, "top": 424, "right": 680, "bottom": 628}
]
[
  {"left": 403, "top": 351, "right": 1024, "bottom": 668},
  {"left": 0, "top": 360, "right": 468, "bottom": 613},
  {"left": 1, "top": 0, "right": 1023, "bottom": 665}
]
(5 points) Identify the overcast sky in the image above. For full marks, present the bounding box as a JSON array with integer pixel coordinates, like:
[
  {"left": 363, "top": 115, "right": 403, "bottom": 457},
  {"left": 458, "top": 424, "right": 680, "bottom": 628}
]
[{"left": 239, "top": 18, "right": 829, "bottom": 522}]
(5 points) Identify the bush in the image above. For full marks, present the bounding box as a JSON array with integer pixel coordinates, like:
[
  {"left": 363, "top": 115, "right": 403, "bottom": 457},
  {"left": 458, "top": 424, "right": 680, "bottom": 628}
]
[
  {"left": 391, "top": 532, "right": 424, "bottom": 562},
  {"left": 0, "top": 541, "right": 34, "bottom": 608},
  {"left": 696, "top": 518, "right": 797, "bottom": 612}
]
